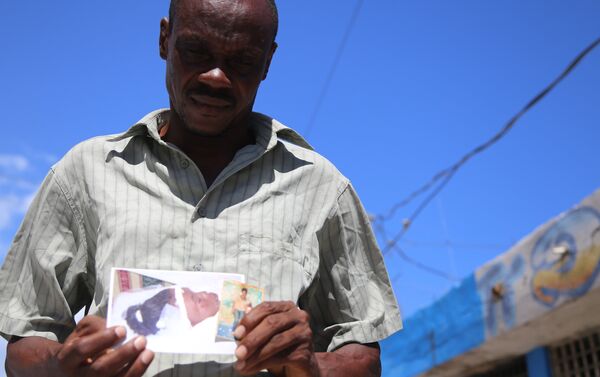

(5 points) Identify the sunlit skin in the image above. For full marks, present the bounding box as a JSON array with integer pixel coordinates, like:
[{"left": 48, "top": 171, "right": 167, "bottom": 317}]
[
  {"left": 233, "top": 288, "right": 252, "bottom": 313},
  {"left": 159, "top": 0, "right": 277, "bottom": 186}
]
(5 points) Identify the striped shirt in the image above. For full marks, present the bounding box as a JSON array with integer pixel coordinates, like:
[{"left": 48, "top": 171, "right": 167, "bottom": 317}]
[{"left": 0, "top": 109, "right": 402, "bottom": 376}]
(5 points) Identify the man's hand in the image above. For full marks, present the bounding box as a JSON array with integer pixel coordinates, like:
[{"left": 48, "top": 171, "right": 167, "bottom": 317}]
[
  {"left": 233, "top": 301, "right": 319, "bottom": 377},
  {"left": 6, "top": 315, "right": 154, "bottom": 377}
]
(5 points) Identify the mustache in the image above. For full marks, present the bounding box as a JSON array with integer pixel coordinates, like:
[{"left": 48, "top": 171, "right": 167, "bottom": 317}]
[{"left": 187, "top": 84, "right": 236, "bottom": 105}]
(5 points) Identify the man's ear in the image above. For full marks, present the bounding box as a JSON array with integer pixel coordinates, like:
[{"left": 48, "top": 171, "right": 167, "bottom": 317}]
[
  {"left": 262, "top": 42, "right": 278, "bottom": 81},
  {"left": 159, "top": 17, "right": 170, "bottom": 60}
]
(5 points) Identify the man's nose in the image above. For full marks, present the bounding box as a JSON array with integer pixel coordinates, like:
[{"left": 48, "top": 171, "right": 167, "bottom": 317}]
[{"left": 197, "top": 67, "right": 232, "bottom": 89}]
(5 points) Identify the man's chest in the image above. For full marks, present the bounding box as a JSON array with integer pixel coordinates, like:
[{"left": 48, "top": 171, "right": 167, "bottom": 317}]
[{"left": 83, "top": 161, "right": 331, "bottom": 317}]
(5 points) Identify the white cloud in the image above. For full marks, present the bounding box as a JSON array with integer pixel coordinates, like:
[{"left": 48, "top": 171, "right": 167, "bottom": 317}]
[
  {"left": 0, "top": 154, "right": 29, "bottom": 172},
  {"left": 0, "top": 153, "right": 48, "bottom": 237},
  {"left": 0, "top": 175, "right": 38, "bottom": 190},
  {"left": 20, "top": 192, "right": 36, "bottom": 213},
  {"left": 0, "top": 194, "right": 31, "bottom": 231}
]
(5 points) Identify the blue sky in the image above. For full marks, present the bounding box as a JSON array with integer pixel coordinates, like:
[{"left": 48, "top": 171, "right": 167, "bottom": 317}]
[{"left": 1, "top": 0, "right": 599, "bottom": 370}]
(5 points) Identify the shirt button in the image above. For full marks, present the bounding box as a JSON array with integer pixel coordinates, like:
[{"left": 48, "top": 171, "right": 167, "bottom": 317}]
[
  {"left": 180, "top": 159, "right": 190, "bottom": 169},
  {"left": 198, "top": 207, "right": 207, "bottom": 218}
]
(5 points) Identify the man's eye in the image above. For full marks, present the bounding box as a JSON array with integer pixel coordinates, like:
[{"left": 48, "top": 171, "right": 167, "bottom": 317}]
[
  {"left": 184, "top": 50, "right": 210, "bottom": 60},
  {"left": 229, "top": 57, "right": 259, "bottom": 73},
  {"left": 234, "top": 57, "right": 255, "bottom": 66}
]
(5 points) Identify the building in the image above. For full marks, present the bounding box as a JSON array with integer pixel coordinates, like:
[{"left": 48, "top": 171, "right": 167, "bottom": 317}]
[{"left": 381, "top": 190, "right": 600, "bottom": 377}]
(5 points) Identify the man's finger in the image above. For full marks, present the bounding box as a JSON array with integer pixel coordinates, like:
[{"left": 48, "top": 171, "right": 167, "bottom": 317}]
[
  {"left": 74, "top": 316, "right": 108, "bottom": 337},
  {"left": 238, "top": 301, "right": 298, "bottom": 333},
  {"left": 116, "top": 349, "right": 155, "bottom": 377},
  {"left": 57, "top": 326, "right": 127, "bottom": 370},
  {"left": 89, "top": 336, "right": 148, "bottom": 375},
  {"left": 238, "top": 325, "right": 310, "bottom": 373},
  {"left": 236, "top": 310, "right": 300, "bottom": 361}
]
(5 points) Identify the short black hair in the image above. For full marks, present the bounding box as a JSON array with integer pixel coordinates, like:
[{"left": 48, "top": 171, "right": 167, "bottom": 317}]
[
  {"left": 168, "top": 0, "right": 278, "bottom": 39},
  {"left": 241, "top": 288, "right": 248, "bottom": 293}
]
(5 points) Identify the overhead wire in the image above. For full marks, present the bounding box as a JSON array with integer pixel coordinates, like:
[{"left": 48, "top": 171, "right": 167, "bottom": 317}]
[
  {"left": 374, "top": 219, "right": 459, "bottom": 282},
  {"left": 304, "top": 0, "right": 365, "bottom": 138},
  {"left": 372, "top": 36, "right": 600, "bottom": 283},
  {"left": 376, "top": 36, "right": 600, "bottom": 226},
  {"left": 390, "top": 244, "right": 460, "bottom": 282},
  {"left": 400, "top": 238, "right": 507, "bottom": 251},
  {"left": 377, "top": 36, "right": 600, "bottom": 259}
]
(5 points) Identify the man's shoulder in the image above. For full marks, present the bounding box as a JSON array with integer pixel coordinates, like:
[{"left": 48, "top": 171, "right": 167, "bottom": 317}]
[
  {"left": 52, "top": 110, "right": 163, "bottom": 174},
  {"left": 256, "top": 113, "right": 349, "bottom": 188},
  {"left": 277, "top": 138, "right": 344, "bottom": 174},
  {"left": 52, "top": 133, "right": 129, "bottom": 172}
]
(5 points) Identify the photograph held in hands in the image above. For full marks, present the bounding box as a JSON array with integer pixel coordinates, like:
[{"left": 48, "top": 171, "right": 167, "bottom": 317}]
[
  {"left": 216, "top": 280, "right": 264, "bottom": 341},
  {"left": 107, "top": 268, "right": 252, "bottom": 355}
]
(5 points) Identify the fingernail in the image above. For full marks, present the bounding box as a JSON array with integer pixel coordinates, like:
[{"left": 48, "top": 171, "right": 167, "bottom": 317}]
[
  {"left": 235, "top": 345, "right": 248, "bottom": 360},
  {"left": 141, "top": 350, "right": 154, "bottom": 364},
  {"left": 134, "top": 336, "right": 147, "bottom": 351},
  {"left": 232, "top": 325, "right": 246, "bottom": 340},
  {"left": 115, "top": 326, "right": 126, "bottom": 338}
]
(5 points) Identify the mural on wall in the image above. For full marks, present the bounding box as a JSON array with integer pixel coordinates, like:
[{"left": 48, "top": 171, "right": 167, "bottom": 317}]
[
  {"left": 531, "top": 207, "right": 600, "bottom": 306},
  {"left": 476, "top": 205, "right": 600, "bottom": 340},
  {"left": 382, "top": 192, "right": 600, "bottom": 377},
  {"left": 476, "top": 255, "right": 525, "bottom": 337}
]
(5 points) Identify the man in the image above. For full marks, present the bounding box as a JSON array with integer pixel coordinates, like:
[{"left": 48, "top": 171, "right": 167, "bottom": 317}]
[
  {"left": 0, "top": 0, "right": 401, "bottom": 376},
  {"left": 231, "top": 288, "right": 252, "bottom": 332}
]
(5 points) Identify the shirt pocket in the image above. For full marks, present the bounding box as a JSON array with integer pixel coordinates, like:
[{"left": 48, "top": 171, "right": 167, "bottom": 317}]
[
  {"left": 238, "top": 234, "right": 298, "bottom": 261},
  {"left": 235, "top": 234, "right": 315, "bottom": 293}
]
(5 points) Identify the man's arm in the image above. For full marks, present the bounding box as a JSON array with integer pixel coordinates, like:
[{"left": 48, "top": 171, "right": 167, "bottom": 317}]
[
  {"left": 315, "top": 343, "right": 381, "bottom": 377},
  {"left": 233, "top": 302, "right": 381, "bottom": 377},
  {"left": 5, "top": 316, "right": 154, "bottom": 377},
  {"left": 6, "top": 337, "right": 61, "bottom": 377}
]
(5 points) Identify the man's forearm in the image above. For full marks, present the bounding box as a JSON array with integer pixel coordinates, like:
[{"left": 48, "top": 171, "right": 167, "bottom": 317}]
[
  {"left": 314, "top": 343, "right": 381, "bottom": 377},
  {"left": 6, "top": 337, "right": 61, "bottom": 377}
]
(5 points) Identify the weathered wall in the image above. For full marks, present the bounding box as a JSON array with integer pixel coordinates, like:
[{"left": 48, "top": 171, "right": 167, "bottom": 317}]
[
  {"left": 381, "top": 189, "right": 600, "bottom": 377},
  {"left": 381, "top": 276, "right": 485, "bottom": 376}
]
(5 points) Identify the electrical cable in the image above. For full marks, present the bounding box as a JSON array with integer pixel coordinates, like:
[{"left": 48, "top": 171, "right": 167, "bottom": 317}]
[
  {"left": 391, "top": 244, "right": 460, "bottom": 282},
  {"left": 374, "top": 218, "right": 459, "bottom": 282},
  {"left": 378, "top": 36, "right": 600, "bottom": 257},
  {"left": 377, "top": 36, "right": 600, "bottom": 226},
  {"left": 304, "top": 0, "right": 365, "bottom": 138}
]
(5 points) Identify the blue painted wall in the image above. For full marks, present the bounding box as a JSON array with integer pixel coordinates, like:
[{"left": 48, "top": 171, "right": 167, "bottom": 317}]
[
  {"left": 381, "top": 275, "right": 486, "bottom": 377},
  {"left": 381, "top": 193, "right": 600, "bottom": 377},
  {"left": 526, "top": 348, "right": 553, "bottom": 377}
]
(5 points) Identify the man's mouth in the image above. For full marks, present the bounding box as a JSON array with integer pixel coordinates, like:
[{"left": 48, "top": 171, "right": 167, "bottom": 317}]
[{"left": 189, "top": 93, "right": 234, "bottom": 108}]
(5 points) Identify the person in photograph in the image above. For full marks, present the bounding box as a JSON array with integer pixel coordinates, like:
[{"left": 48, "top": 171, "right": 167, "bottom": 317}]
[
  {"left": 0, "top": 0, "right": 402, "bottom": 376},
  {"left": 231, "top": 288, "right": 252, "bottom": 333}
]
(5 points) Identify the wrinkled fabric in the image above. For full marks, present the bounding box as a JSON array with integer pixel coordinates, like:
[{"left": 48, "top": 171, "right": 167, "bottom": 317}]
[{"left": 0, "top": 109, "right": 402, "bottom": 376}]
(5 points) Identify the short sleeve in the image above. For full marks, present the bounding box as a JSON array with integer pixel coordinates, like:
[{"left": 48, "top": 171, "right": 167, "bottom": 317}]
[
  {"left": 301, "top": 183, "right": 402, "bottom": 352},
  {"left": 0, "top": 168, "right": 92, "bottom": 342}
]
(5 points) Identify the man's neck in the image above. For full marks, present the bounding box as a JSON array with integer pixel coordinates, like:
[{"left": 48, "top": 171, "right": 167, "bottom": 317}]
[{"left": 163, "top": 116, "right": 255, "bottom": 188}]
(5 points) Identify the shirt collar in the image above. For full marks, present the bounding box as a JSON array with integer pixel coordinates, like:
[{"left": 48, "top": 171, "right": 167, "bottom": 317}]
[
  {"left": 109, "top": 109, "right": 313, "bottom": 152},
  {"left": 108, "top": 109, "right": 169, "bottom": 143}
]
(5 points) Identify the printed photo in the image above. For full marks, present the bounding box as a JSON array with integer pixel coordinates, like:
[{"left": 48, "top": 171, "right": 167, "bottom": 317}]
[
  {"left": 107, "top": 268, "right": 245, "bottom": 355},
  {"left": 216, "top": 280, "right": 264, "bottom": 341}
]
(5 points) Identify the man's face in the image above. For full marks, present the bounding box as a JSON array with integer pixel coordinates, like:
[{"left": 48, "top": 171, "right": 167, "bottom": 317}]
[
  {"left": 182, "top": 288, "right": 220, "bottom": 326},
  {"left": 160, "top": 0, "right": 277, "bottom": 136},
  {"left": 241, "top": 289, "right": 247, "bottom": 299}
]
